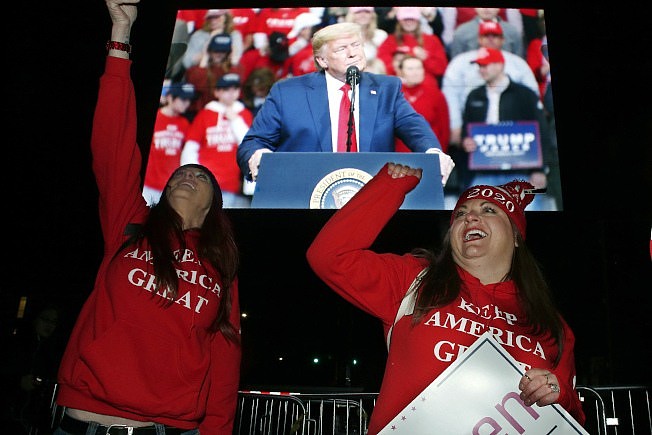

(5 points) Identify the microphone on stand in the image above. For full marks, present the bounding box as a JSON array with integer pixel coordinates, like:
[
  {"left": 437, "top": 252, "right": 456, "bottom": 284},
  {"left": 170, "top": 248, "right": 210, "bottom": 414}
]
[
  {"left": 346, "top": 65, "right": 360, "bottom": 87},
  {"left": 345, "top": 66, "right": 360, "bottom": 152}
]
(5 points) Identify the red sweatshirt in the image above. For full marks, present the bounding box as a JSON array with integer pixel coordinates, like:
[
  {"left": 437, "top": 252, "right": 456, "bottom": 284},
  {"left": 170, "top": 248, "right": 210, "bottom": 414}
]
[
  {"left": 143, "top": 108, "right": 190, "bottom": 192},
  {"left": 56, "top": 57, "right": 241, "bottom": 434},
  {"left": 306, "top": 165, "right": 585, "bottom": 434},
  {"left": 377, "top": 33, "right": 448, "bottom": 78}
]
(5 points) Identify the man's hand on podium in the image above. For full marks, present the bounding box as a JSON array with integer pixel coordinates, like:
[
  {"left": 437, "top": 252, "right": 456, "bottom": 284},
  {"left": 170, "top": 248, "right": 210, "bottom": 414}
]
[
  {"left": 248, "top": 148, "right": 273, "bottom": 181},
  {"left": 426, "top": 148, "right": 455, "bottom": 186}
]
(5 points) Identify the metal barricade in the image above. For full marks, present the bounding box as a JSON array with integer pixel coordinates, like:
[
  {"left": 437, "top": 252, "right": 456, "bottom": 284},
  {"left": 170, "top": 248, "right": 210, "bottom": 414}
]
[
  {"left": 235, "top": 391, "right": 308, "bottom": 434},
  {"left": 44, "top": 383, "right": 652, "bottom": 434},
  {"left": 234, "top": 391, "right": 378, "bottom": 435},
  {"left": 236, "top": 386, "right": 651, "bottom": 435},
  {"left": 577, "top": 385, "right": 651, "bottom": 435},
  {"left": 578, "top": 386, "right": 609, "bottom": 434},
  {"left": 295, "top": 393, "right": 377, "bottom": 435}
]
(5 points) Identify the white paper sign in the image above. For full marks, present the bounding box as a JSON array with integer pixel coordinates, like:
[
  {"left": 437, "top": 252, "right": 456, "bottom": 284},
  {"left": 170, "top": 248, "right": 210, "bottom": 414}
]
[{"left": 379, "top": 332, "right": 588, "bottom": 434}]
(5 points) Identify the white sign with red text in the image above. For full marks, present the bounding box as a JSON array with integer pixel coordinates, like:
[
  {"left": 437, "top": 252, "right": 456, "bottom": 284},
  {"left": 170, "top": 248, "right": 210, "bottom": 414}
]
[{"left": 378, "top": 332, "right": 588, "bottom": 434}]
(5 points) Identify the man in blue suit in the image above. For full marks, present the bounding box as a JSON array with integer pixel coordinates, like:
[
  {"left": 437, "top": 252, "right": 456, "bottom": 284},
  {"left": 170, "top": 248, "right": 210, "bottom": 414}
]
[{"left": 237, "top": 22, "right": 455, "bottom": 185}]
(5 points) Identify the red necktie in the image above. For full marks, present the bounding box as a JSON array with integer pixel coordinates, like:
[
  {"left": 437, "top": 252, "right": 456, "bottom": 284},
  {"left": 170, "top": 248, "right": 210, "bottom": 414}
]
[{"left": 337, "top": 83, "right": 357, "bottom": 152}]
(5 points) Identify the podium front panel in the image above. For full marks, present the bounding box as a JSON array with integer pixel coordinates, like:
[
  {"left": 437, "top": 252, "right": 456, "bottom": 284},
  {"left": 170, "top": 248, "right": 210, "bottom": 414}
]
[{"left": 251, "top": 152, "right": 444, "bottom": 210}]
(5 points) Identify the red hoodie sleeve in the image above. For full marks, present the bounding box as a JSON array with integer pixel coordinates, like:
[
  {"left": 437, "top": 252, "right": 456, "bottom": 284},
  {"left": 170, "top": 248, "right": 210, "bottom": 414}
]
[
  {"left": 306, "top": 164, "right": 427, "bottom": 327},
  {"left": 200, "top": 278, "right": 242, "bottom": 435},
  {"left": 551, "top": 321, "right": 586, "bottom": 426},
  {"left": 377, "top": 37, "right": 399, "bottom": 76},
  {"left": 91, "top": 56, "right": 148, "bottom": 252},
  {"left": 420, "top": 35, "right": 449, "bottom": 80}
]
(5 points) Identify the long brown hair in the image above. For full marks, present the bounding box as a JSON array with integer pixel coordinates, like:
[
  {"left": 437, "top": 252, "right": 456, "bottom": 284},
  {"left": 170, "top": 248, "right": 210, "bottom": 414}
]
[
  {"left": 201, "top": 11, "right": 235, "bottom": 34},
  {"left": 411, "top": 227, "right": 565, "bottom": 366},
  {"left": 394, "top": 18, "right": 424, "bottom": 47}
]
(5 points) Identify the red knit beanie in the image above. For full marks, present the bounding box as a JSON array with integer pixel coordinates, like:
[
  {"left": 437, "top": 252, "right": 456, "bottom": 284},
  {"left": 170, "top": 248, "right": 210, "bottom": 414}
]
[{"left": 451, "top": 180, "right": 539, "bottom": 239}]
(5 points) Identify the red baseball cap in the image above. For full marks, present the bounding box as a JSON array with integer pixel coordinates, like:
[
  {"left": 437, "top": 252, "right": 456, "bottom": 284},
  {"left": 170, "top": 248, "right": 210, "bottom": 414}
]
[
  {"left": 478, "top": 20, "right": 503, "bottom": 36},
  {"left": 451, "top": 180, "right": 541, "bottom": 239},
  {"left": 471, "top": 47, "right": 505, "bottom": 66}
]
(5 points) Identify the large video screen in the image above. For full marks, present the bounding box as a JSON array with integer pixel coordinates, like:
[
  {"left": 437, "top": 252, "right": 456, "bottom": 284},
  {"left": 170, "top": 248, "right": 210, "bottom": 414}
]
[{"left": 143, "top": 6, "right": 561, "bottom": 211}]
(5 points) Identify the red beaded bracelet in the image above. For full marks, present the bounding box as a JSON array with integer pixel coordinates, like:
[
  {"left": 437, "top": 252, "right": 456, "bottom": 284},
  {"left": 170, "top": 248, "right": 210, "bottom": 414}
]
[{"left": 106, "top": 40, "right": 131, "bottom": 54}]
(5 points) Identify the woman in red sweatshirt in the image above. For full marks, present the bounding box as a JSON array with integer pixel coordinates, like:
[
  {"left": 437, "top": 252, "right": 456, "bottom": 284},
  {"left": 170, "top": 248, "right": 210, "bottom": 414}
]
[
  {"left": 307, "top": 163, "right": 585, "bottom": 434},
  {"left": 54, "top": 1, "right": 241, "bottom": 434}
]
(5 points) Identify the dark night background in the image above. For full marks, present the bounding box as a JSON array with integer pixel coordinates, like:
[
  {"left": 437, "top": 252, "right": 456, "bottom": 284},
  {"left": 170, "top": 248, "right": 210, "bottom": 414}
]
[{"left": 4, "top": 0, "right": 651, "bottom": 395}]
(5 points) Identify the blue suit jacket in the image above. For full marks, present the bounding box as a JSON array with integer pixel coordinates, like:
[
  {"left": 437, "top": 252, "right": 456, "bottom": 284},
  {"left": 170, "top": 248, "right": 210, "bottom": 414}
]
[{"left": 237, "top": 71, "right": 441, "bottom": 178}]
